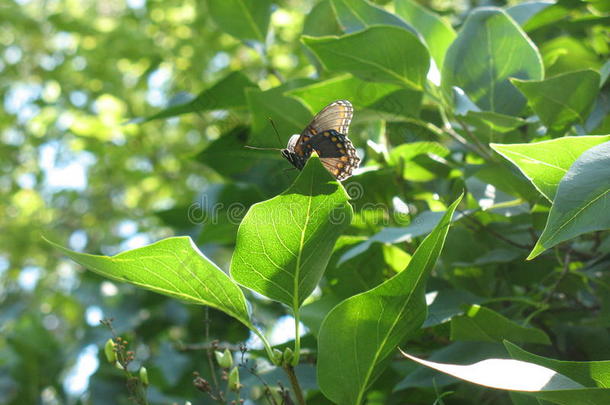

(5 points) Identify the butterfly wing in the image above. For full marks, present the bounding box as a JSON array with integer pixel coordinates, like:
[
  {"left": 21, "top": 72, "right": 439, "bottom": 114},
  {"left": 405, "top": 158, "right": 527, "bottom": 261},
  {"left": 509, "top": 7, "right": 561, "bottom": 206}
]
[
  {"left": 289, "top": 100, "right": 354, "bottom": 156},
  {"left": 305, "top": 130, "right": 360, "bottom": 180},
  {"left": 302, "top": 99, "right": 353, "bottom": 137}
]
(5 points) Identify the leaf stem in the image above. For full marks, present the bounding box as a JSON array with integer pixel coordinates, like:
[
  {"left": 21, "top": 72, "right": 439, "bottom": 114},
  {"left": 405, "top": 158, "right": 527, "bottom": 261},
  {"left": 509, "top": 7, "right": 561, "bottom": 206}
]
[
  {"left": 283, "top": 364, "right": 306, "bottom": 405},
  {"left": 292, "top": 310, "right": 301, "bottom": 366},
  {"left": 251, "top": 328, "right": 276, "bottom": 364}
]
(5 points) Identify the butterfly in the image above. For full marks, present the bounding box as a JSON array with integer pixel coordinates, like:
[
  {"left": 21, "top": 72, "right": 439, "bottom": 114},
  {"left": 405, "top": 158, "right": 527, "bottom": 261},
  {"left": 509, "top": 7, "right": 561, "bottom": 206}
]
[{"left": 281, "top": 100, "right": 360, "bottom": 181}]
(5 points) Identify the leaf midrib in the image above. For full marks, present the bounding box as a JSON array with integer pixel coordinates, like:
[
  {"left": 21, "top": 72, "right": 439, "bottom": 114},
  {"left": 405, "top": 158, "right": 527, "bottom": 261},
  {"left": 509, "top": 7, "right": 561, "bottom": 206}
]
[{"left": 293, "top": 172, "right": 315, "bottom": 310}]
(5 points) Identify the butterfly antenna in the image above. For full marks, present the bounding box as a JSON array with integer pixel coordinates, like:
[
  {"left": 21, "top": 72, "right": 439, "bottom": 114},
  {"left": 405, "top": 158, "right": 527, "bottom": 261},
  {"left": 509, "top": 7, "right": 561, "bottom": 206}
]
[
  {"left": 244, "top": 145, "right": 282, "bottom": 151},
  {"left": 268, "top": 117, "right": 284, "bottom": 148}
]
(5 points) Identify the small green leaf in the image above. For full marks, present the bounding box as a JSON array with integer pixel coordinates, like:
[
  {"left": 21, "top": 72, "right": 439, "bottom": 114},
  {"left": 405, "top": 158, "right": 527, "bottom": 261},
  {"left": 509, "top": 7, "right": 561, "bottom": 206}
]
[
  {"left": 230, "top": 155, "right": 353, "bottom": 309},
  {"left": 206, "top": 0, "right": 271, "bottom": 42},
  {"left": 463, "top": 111, "right": 526, "bottom": 140},
  {"left": 330, "top": 0, "right": 415, "bottom": 34},
  {"left": 491, "top": 135, "right": 610, "bottom": 202},
  {"left": 511, "top": 70, "right": 601, "bottom": 134},
  {"left": 302, "top": 25, "right": 430, "bottom": 89},
  {"left": 138, "top": 71, "right": 256, "bottom": 123},
  {"left": 394, "top": 0, "right": 457, "bottom": 69},
  {"left": 450, "top": 305, "right": 550, "bottom": 345},
  {"left": 317, "top": 195, "right": 462, "bottom": 405},
  {"left": 442, "top": 8, "right": 543, "bottom": 115},
  {"left": 529, "top": 141, "right": 610, "bottom": 259},
  {"left": 388, "top": 141, "right": 451, "bottom": 182},
  {"left": 46, "top": 236, "right": 254, "bottom": 329}
]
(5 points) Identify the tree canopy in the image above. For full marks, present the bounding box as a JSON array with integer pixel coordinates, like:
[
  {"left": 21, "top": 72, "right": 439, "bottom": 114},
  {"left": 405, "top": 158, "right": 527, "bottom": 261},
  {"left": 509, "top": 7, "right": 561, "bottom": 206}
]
[{"left": 2, "top": 1, "right": 610, "bottom": 404}]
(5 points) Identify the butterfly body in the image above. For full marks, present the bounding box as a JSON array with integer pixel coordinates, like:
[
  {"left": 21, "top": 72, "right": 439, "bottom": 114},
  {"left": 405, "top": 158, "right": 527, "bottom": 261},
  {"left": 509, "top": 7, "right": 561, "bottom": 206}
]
[{"left": 281, "top": 100, "right": 360, "bottom": 181}]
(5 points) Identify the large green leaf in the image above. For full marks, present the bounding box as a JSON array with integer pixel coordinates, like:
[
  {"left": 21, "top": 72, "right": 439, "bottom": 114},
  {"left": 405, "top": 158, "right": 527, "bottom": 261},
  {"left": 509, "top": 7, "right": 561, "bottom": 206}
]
[
  {"left": 302, "top": 25, "right": 430, "bottom": 89},
  {"left": 511, "top": 69, "right": 600, "bottom": 135},
  {"left": 317, "top": 195, "right": 462, "bottom": 405},
  {"left": 206, "top": 0, "right": 271, "bottom": 42},
  {"left": 505, "top": 341, "right": 610, "bottom": 389},
  {"left": 506, "top": 1, "right": 553, "bottom": 26},
  {"left": 529, "top": 141, "right": 610, "bottom": 259},
  {"left": 394, "top": 0, "right": 457, "bottom": 70},
  {"left": 400, "top": 350, "right": 610, "bottom": 405},
  {"left": 491, "top": 135, "right": 610, "bottom": 202},
  {"left": 138, "top": 71, "right": 256, "bottom": 123},
  {"left": 230, "top": 155, "right": 353, "bottom": 309},
  {"left": 450, "top": 305, "right": 550, "bottom": 345},
  {"left": 47, "top": 237, "right": 253, "bottom": 329},
  {"left": 442, "top": 8, "right": 543, "bottom": 115},
  {"left": 303, "top": 0, "right": 342, "bottom": 37},
  {"left": 330, "top": 0, "right": 414, "bottom": 34},
  {"left": 505, "top": 341, "right": 610, "bottom": 404},
  {"left": 287, "top": 74, "right": 400, "bottom": 113}
]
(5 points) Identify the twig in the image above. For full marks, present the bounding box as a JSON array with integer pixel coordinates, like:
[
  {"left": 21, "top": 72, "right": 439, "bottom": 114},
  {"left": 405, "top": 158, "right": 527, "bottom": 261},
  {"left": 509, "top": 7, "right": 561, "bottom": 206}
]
[
  {"left": 204, "top": 309, "right": 220, "bottom": 390},
  {"left": 458, "top": 210, "right": 532, "bottom": 250},
  {"left": 542, "top": 249, "right": 572, "bottom": 305},
  {"left": 283, "top": 365, "right": 306, "bottom": 405},
  {"left": 454, "top": 116, "right": 497, "bottom": 162}
]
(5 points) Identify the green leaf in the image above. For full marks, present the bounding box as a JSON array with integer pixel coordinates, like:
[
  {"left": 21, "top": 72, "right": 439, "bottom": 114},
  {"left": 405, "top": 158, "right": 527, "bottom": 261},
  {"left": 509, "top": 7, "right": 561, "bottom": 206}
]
[
  {"left": 511, "top": 69, "right": 601, "bottom": 134},
  {"left": 230, "top": 155, "right": 353, "bottom": 309},
  {"left": 46, "top": 236, "right": 254, "bottom": 329},
  {"left": 505, "top": 341, "right": 610, "bottom": 389},
  {"left": 395, "top": 341, "right": 515, "bottom": 391},
  {"left": 540, "top": 36, "right": 602, "bottom": 78},
  {"left": 287, "top": 73, "right": 400, "bottom": 113},
  {"left": 137, "top": 71, "right": 256, "bottom": 123},
  {"left": 394, "top": 0, "right": 457, "bottom": 70},
  {"left": 529, "top": 141, "right": 610, "bottom": 259},
  {"left": 246, "top": 80, "right": 315, "bottom": 147},
  {"left": 388, "top": 141, "right": 451, "bottom": 182},
  {"left": 491, "top": 135, "right": 610, "bottom": 202},
  {"left": 463, "top": 111, "right": 526, "bottom": 140},
  {"left": 326, "top": 236, "right": 410, "bottom": 300},
  {"left": 317, "top": 194, "right": 462, "bottom": 405},
  {"left": 303, "top": 0, "right": 343, "bottom": 37},
  {"left": 400, "top": 350, "right": 597, "bottom": 403},
  {"left": 330, "top": 0, "right": 415, "bottom": 34},
  {"left": 302, "top": 25, "right": 430, "bottom": 89},
  {"left": 206, "top": 0, "right": 271, "bottom": 42},
  {"left": 506, "top": 2, "right": 553, "bottom": 26},
  {"left": 450, "top": 305, "right": 551, "bottom": 345},
  {"left": 442, "top": 8, "right": 543, "bottom": 115},
  {"left": 196, "top": 183, "right": 265, "bottom": 245},
  {"left": 504, "top": 341, "right": 610, "bottom": 405}
]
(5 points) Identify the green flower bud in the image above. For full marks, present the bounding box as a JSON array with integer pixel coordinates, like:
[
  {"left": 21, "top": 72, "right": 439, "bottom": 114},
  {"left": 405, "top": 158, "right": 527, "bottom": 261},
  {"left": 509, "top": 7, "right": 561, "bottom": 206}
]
[
  {"left": 282, "top": 347, "right": 294, "bottom": 364},
  {"left": 273, "top": 348, "right": 283, "bottom": 365},
  {"left": 114, "top": 361, "right": 124, "bottom": 370},
  {"left": 104, "top": 339, "right": 116, "bottom": 363},
  {"left": 214, "top": 348, "right": 233, "bottom": 368},
  {"left": 139, "top": 367, "right": 149, "bottom": 386},
  {"left": 228, "top": 367, "right": 240, "bottom": 392}
]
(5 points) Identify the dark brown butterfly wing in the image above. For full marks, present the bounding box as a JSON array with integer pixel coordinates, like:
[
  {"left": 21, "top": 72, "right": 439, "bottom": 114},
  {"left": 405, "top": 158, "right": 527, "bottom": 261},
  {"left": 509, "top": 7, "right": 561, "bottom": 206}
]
[
  {"left": 305, "top": 130, "right": 360, "bottom": 180},
  {"left": 290, "top": 100, "right": 353, "bottom": 156}
]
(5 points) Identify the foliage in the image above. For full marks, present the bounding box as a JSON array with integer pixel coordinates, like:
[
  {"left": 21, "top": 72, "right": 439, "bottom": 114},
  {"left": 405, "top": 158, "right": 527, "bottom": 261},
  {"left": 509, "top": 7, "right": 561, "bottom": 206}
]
[{"left": 2, "top": 0, "right": 610, "bottom": 404}]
